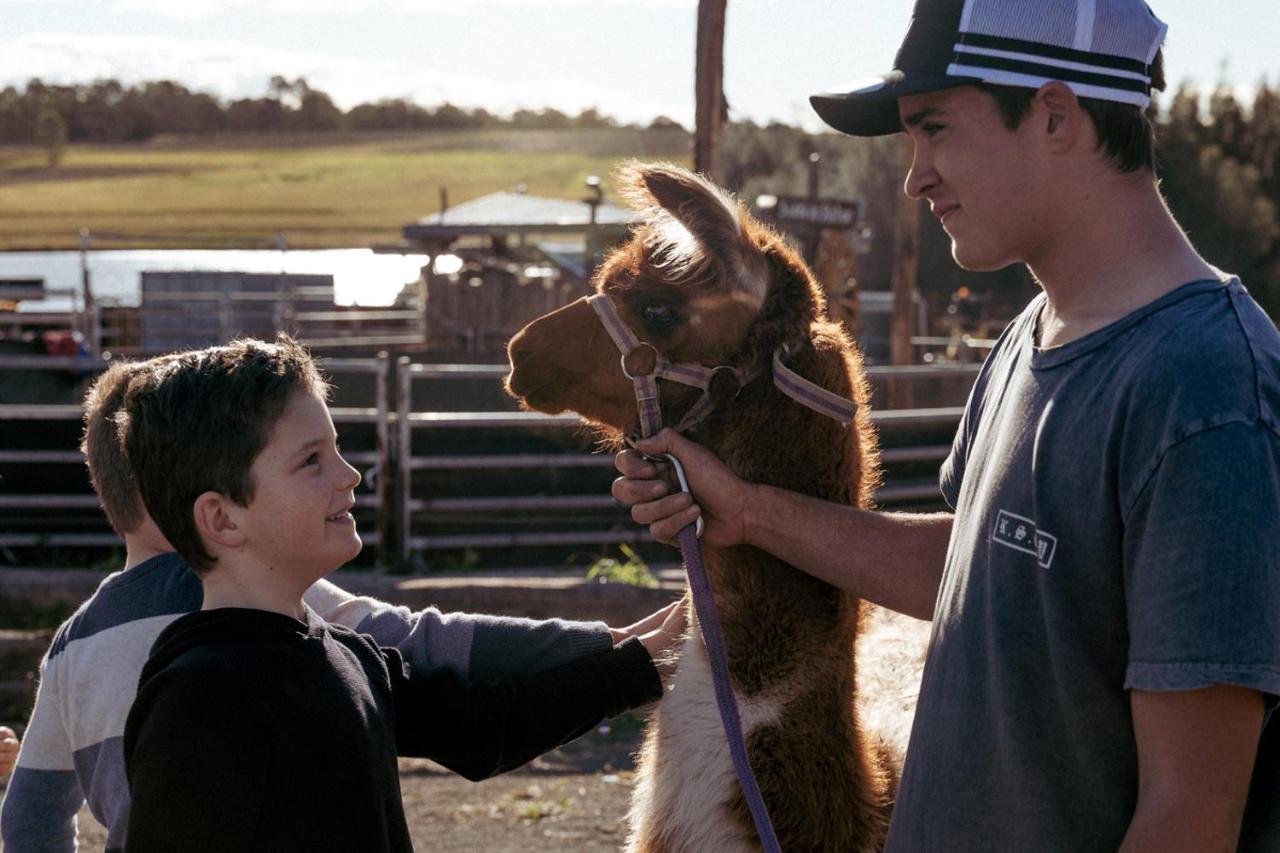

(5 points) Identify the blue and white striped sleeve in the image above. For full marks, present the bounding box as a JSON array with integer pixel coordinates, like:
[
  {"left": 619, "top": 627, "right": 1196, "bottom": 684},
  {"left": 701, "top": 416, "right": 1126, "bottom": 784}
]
[
  {"left": 0, "top": 649, "right": 84, "bottom": 853},
  {"left": 304, "top": 577, "right": 611, "bottom": 681}
]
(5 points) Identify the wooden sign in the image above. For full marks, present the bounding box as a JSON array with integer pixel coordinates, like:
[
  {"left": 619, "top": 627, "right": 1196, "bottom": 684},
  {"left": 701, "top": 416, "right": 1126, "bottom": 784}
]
[{"left": 774, "top": 197, "right": 861, "bottom": 230}]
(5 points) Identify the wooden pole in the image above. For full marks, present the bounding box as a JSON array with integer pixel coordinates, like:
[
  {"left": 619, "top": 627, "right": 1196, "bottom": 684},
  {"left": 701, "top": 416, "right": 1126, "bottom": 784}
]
[
  {"left": 890, "top": 136, "right": 920, "bottom": 409},
  {"left": 694, "top": 0, "right": 728, "bottom": 184}
]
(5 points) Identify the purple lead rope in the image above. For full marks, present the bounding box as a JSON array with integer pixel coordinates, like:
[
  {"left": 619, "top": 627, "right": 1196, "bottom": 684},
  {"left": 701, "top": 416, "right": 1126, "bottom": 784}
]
[{"left": 676, "top": 521, "right": 783, "bottom": 853}]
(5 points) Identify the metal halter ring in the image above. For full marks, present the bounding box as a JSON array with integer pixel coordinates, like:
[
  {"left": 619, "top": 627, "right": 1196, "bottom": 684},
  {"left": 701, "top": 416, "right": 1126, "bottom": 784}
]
[
  {"left": 620, "top": 342, "right": 660, "bottom": 380},
  {"left": 707, "top": 365, "right": 744, "bottom": 400}
]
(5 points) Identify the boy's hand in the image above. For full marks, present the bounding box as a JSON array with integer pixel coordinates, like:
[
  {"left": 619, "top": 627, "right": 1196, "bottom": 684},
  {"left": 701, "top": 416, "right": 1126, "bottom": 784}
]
[
  {"left": 628, "top": 597, "right": 688, "bottom": 683},
  {"left": 612, "top": 429, "right": 749, "bottom": 548},
  {"left": 0, "top": 725, "right": 19, "bottom": 777},
  {"left": 609, "top": 598, "right": 681, "bottom": 645}
]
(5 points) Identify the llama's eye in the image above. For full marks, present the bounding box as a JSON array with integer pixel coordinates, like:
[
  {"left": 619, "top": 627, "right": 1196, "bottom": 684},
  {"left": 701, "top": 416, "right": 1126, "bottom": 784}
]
[{"left": 640, "top": 304, "right": 680, "bottom": 329}]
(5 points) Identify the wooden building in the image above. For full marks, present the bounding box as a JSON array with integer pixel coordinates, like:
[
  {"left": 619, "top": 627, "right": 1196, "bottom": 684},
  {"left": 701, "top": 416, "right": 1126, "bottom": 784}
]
[{"left": 402, "top": 190, "right": 637, "bottom": 355}]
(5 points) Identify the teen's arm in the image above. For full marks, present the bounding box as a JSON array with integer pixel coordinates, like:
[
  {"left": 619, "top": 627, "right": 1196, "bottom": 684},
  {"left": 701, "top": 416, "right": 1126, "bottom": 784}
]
[
  {"left": 1118, "top": 423, "right": 1280, "bottom": 850},
  {"left": 390, "top": 632, "right": 670, "bottom": 781},
  {"left": 1119, "top": 686, "right": 1264, "bottom": 852},
  {"left": 0, "top": 658, "right": 84, "bottom": 853},
  {"left": 303, "top": 578, "right": 618, "bottom": 678},
  {"left": 615, "top": 429, "right": 952, "bottom": 621}
]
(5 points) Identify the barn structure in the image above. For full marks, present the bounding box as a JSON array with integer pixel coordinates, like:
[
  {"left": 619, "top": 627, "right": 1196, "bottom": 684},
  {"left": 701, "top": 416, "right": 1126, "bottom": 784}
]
[{"left": 402, "top": 188, "right": 637, "bottom": 355}]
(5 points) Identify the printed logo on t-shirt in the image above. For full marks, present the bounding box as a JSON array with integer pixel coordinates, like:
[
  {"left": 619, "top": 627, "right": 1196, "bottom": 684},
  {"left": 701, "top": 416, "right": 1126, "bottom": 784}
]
[{"left": 992, "top": 509, "right": 1058, "bottom": 569}]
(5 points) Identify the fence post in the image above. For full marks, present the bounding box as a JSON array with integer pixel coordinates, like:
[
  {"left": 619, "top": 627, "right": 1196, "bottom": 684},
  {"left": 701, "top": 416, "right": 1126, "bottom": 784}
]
[
  {"left": 397, "top": 356, "right": 413, "bottom": 569},
  {"left": 374, "top": 351, "right": 390, "bottom": 570}
]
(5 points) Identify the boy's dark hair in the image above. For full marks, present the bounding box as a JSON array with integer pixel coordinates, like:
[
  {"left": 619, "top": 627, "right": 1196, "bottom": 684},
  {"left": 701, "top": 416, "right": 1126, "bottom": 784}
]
[
  {"left": 81, "top": 360, "right": 153, "bottom": 536},
  {"left": 976, "top": 50, "right": 1166, "bottom": 173},
  {"left": 120, "top": 336, "right": 329, "bottom": 572}
]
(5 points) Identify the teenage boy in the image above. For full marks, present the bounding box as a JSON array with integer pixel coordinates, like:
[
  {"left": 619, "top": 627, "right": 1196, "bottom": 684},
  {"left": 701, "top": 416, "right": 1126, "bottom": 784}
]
[
  {"left": 117, "top": 337, "right": 677, "bottom": 851},
  {"left": 614, "top": 1, "right": 1280, "bottom": 850},
  {"left": 1, "top": 357, "right": 679, "bottom": 852}
]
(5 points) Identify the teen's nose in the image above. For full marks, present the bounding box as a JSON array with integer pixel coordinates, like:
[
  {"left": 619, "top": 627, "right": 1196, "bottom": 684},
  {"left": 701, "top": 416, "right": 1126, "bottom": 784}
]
[{"left": 903, "top": 140, "right": 937, "bottom": 200}]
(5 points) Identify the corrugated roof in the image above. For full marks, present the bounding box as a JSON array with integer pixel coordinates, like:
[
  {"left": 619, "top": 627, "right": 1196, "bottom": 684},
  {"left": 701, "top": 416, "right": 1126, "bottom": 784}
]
[{"left": 411, "top": 191, "right": 637, "bottom": 229}]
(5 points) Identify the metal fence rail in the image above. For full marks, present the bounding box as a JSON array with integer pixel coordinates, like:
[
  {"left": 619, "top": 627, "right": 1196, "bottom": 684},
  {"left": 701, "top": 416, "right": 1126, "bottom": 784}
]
[
  {"left": 394, "top": 359, "right": 966, "bottom": 566},
  {"left": 4, "top": 354, "right": 970, "bottom": 568},
  {"left": 0, "top": 354, "right": 392, "bottom": 563}
]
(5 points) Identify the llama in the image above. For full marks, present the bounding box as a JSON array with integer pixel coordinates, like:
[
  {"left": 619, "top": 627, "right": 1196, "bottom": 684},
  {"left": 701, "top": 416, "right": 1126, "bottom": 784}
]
[{"left": 505, "top": 162, "right": 893, "bottom": 852}]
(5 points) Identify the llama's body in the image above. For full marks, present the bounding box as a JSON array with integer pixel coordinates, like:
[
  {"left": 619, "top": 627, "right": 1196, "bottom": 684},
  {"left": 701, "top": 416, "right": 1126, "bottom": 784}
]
[
  {"left": 506, "top": 163, "right": 894, "bottom": 852},
  {"left": 628, "top": 632, "right": 783, "bottom": 853}
]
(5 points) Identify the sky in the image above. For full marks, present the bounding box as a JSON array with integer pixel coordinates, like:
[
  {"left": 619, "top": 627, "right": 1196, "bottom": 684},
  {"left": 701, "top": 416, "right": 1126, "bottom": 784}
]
[{"left": 1, "top": 0, "right": 1277, "bottom": 130}]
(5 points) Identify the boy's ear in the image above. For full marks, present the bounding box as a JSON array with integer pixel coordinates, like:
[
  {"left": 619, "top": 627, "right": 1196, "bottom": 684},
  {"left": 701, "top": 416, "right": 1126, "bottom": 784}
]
[
  {"left": 1034, "top": 81, "right": 1085, "bottom": 154},
  {"left": 192, "top": 491, "right": 246, "bottom": 552}
]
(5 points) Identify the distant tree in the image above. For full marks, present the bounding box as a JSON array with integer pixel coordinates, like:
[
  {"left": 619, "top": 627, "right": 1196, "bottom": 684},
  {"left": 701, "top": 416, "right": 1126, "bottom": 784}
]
[
  {"left": 648, "top": 115, "right": 686, "bottom": 132},
  {"left": 298, "top": 88, "right": 342, "bottom": 131},
  {"left": 573, "top": 107, "right": 616, "bottom": 128},
  {"left": 511, "top": 107, "right": 571, "bottom": 129},
  {"left": 35, "top": 107, "right": 67, "bottom": 168}
]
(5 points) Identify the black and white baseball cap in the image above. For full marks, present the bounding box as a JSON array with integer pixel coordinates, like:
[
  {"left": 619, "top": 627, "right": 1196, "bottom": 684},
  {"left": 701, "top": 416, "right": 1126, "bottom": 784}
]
[{"left": 811, "top": 0, "right": 1168, "bottom": 137}]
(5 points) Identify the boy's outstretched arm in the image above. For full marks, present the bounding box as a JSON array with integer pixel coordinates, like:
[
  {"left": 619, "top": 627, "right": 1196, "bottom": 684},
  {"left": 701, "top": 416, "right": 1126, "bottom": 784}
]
[
  {"left": 391, "top": 610, "right": 682, "bottom": 781},
  {"left": 305, "top": 578, "right": 660, "bottom": 680}
]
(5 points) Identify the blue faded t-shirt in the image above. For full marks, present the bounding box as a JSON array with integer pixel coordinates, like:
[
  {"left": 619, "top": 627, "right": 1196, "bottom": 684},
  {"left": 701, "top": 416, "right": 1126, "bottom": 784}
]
[{"left": 885, "top": 277, "right": 1280, "bottom": 852}]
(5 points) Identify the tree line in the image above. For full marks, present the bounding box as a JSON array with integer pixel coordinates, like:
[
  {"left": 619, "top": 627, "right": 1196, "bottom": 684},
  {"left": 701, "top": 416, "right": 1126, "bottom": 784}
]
[
  {"left": 1, "top": 75, "right": 683, "bottom": 145},
  {"left": 719, "top": 82, "right": 1280, "bottom": 322},
  {"left": 6, "top": 73, "right": 1276, "bottom": 319}
]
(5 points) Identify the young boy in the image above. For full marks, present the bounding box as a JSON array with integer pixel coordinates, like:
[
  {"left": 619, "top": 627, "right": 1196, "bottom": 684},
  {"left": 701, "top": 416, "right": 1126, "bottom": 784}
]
[
  {"left": 616, "top": 1, "right": 1279, "bottom": 850},
  {"left": 117, "top": 336, "right": 675, "bottom": 851},
  {"left": 0, "top": 356, "right": 679, "bottom": 852}
]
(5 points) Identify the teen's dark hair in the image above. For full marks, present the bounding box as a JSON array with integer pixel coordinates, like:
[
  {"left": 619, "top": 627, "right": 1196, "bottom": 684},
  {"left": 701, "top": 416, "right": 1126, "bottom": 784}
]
[
  {"left": 120, "top": 335, "right": 329, "bottom": 572},
  {"left": 976, "top": 49, "right": 1166, "bottom": 173}
]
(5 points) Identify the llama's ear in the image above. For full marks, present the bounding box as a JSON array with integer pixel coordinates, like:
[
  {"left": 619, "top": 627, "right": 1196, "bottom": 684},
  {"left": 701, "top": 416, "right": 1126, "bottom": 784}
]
[{"left": 619, "top": 162, "right": 767, "bottom": 301}]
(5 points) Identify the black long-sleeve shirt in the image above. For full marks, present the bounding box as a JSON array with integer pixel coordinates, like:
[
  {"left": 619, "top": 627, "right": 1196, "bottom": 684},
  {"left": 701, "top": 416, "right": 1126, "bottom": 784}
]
[{"left": 123, "top": 606, "right": 661, "bottom": 852}]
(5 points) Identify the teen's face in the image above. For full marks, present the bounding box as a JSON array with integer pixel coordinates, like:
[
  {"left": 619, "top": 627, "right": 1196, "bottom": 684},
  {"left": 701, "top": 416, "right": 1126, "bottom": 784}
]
[
  {"left": 237, "top": 389, "right": 362, "bottom": 578},
  {"left": 899, "top": 86, "right": 1043, "bottom": 271}
]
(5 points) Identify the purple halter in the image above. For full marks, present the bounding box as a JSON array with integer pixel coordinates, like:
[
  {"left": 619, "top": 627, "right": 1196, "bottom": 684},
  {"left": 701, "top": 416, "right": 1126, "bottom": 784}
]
[{"left": 587, "top": 293, "right": 858, "bottom": 439}]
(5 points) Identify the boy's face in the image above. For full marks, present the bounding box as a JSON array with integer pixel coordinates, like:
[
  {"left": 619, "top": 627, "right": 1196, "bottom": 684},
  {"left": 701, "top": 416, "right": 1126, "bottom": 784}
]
[
  {"left": 899, "top": 85, "right": 1044, "bottom": 272},
  {"left": 231, "top": 389, "right": 362, "bottom": 579}
]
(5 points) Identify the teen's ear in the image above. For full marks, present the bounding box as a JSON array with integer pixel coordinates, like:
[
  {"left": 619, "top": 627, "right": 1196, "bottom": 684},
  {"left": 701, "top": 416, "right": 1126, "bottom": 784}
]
[
  {"left": 1034, "top": 81, "right": 1085, "bottom": 154},
  {"left": 192, "top": 491, "right": 246, "bottom": 552}
]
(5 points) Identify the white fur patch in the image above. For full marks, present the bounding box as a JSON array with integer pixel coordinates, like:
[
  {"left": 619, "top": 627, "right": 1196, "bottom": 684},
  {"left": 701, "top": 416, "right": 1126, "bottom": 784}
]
[
  {"left": 626, "top": 606, "right": 930, "bottom": 852},
  {"left": 645, "top": 213, "right": 708, "bottom": 284},
  {"left": 627, "top": 629, "right": 796, "bottom": 853},
  {"left": 638, "top": 174, "right": 767, "bottom": 303}
]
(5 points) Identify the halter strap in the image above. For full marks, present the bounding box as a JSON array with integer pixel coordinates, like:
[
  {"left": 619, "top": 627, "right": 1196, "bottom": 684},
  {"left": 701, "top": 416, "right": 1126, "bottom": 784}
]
[
  {"left": 588, "top": 293, "right": 858, "bottom": 437},
  {"left": 772, "top": 341, "right": 860, "bottom": 427}
]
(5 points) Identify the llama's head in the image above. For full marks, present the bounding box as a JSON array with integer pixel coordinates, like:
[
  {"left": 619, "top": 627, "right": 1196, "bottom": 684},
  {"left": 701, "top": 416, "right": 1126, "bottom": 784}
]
[{"left": 506, "top": 162, "right": 826, "bottom": 439}]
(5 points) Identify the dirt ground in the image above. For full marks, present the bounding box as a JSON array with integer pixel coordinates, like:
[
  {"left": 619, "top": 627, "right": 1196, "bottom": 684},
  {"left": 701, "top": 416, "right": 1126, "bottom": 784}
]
[{"left": 30, "top": 607, "right": 932, "bottom": 852}]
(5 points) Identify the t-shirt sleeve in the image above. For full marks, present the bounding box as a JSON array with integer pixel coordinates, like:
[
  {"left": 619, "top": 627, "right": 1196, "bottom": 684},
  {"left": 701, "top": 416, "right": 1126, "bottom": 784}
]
[
  {"left": 124, "top": 673, "right": 278, "bottom": 852},
  {"left": 1122, "top": 420, "right": 1280, "bottom": 700},
  {"left": 387, "top": 637, "right": 662, "bottom": 781},
  {"left": 940, "top": 378, "right": 983, "bottom": 510}
]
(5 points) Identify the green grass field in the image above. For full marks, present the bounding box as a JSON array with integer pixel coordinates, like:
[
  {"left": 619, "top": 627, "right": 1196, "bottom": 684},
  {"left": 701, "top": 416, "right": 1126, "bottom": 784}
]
[{"left": 0, "top": 127, "right": 692, "bottom": 250}]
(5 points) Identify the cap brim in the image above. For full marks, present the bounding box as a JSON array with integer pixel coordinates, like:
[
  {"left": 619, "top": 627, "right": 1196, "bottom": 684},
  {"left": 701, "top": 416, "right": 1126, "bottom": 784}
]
[{"left": 810, "top": 71, "right": 981, "bottom": 137}]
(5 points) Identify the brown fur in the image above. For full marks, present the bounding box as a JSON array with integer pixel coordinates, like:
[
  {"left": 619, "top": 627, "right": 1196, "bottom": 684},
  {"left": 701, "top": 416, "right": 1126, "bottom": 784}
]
[{"left": 507, "top": 163, "right": 891, "bottom": 851}]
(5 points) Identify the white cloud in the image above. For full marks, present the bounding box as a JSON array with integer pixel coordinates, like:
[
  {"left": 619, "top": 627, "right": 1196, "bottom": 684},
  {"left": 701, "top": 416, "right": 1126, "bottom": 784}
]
[
  {"left": 112, "top": 0, "right": 691, "bottom": 20},
  {"left": 0, "top": 31, "right": 690, "bottom": 125}
]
